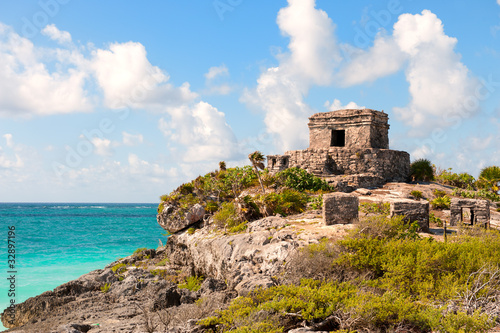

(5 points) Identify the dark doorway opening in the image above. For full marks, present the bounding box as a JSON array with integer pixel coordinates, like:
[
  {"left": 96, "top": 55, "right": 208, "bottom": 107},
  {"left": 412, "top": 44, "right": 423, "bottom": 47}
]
[
  {"left": 331, "top": 130, "right": 345, "bottom": 147},
  {"left": 461, "top": 207, "right": 475, "bottom": 225}
]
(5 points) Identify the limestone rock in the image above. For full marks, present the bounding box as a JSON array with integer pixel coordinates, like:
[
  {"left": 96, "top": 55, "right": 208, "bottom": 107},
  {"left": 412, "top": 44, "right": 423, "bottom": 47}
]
[
  {"left": 323, "top": 193, "right": 359, "bottom": 225},
  {"left": 450, "top": 198, "right": 490, "bottom": 227},
  {"left": 157, "top": 203, "right": 205, "bottom": 234},
  {"left": 389, "top": 199, "right": 429, "bottom": 232}
]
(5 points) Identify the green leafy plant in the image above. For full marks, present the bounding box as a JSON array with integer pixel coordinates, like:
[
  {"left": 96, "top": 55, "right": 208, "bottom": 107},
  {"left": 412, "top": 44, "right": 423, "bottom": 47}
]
[
  {"left": 155, "top": 258, "right": 169, "bottom": 266},
  {"left": 178, "top": 276, "right": 203, "bottom": 292},
  {"left": 410, "top": 159, "right": 434, "bottom": 182},
  {"left": 309, "top": 194, "right": 323, "bottom": 210},
  {"left": 276, "top": 167, "right": 332, "bottom": 192},
  {"left": 187, "top": 227, "right": 195, "bottom": 235},
  {"left": 111, "top": 263, "right": 127, "bottom": 274},
  {"left": 435, "top": 168, "right": 476, "bottom": 189},
  {"left": 410, "top": 190, "right": 423, "bottom": 200},
  {"left": 433, "top": 189, "right": 447, "bottom": 198},
  {"left": 430, "top": 212, "right": 444, "bottom": 227},
  {"left": 248, "top": 151, "right": 266, "bottom": 193},
  {"left": 431, "top": 195, "right": 451, "bottom": 209},
  {"left": 477, "top": 165, "right": 500, "bottom": 194},
  {"left": 205, "top": 200, "right": 219, "bottom": 213},
  {"left": 100, "top": 283, "right": 111, "bottom": 293},
  {"left": 256, "top": 189, "right": 308, "bottom": 216},
  {"left": 213, "top": 202, "right": 241, "bottom": 229},
  {"left": 359, "top": 202, "right": 390, "bottom": 215}
]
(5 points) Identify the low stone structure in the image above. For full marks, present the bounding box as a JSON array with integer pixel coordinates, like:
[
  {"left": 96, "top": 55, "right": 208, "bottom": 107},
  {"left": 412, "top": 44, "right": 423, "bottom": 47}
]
[
  {"left": 267, "top": 109, "right": 410, "bottom": 191},
  {"left": 450, "top": 198, "right": 490, "bottom": 227},
  {"left": 323, "top": 193, "right": 359, "bottom": 225},
  {"left": 389, "top": 199, "right": 430, "bottom": 232}
]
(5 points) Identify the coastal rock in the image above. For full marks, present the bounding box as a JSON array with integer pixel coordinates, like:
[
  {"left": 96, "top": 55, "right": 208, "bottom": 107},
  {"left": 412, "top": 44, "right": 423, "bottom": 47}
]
[{"left": 157, "top": 203, "right": 205, "bottom": 234}]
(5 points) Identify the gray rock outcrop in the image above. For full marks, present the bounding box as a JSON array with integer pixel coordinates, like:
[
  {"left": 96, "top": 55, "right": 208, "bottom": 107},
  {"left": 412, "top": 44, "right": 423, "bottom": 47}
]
[{"left": 157, "top": 202, "right": 205, "bottom": 234}]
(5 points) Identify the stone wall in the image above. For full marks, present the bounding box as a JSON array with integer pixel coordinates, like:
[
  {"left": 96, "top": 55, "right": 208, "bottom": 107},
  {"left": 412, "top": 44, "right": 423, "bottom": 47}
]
[
  {"left": 308, "top": 109, "right": 389, "bottom": 149},
  {"left": 267, "top": 147, "right": 410, "bottom": 183},
  {"left": 450, "top": 198, "right": 490, "bottom": 227},
  {"left": 389, "top": 199, "right": 430, "bottom": 232},
  {"left": 323, "top": 193, "right": 359, "bottom": 225}
]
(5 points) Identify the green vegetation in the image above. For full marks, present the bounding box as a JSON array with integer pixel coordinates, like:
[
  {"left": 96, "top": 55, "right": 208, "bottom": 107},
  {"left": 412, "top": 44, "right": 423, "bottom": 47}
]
[
  {"left": 133, "top": 248, "right": 147, "bottom": 255},
  {"left": 410, "top": 158, "right": 434, "bottom": 182},
  {"left": 308, "top": 194, "right": 323, "bottom": 210},
  {"left": 213, "top": 202, "right": 241, "bottom": 229},
  {"left": 435, "top": 168, "right": 476, "bottom": 189},
  {"left": 111, "top": 263, "right": 127, "bottom": 274},
  {"left": 155, "top": 258, "right": 169, "bottom": 266},
  {"left": 359, "top": 202, "right": 390, "bottom": 215},
  {"left": 187, "top": 227, "right": 195, "bottom": 235},
  {"left": 178, "top": 276, "right": 203, "bottom": 292},
  {"left": 410, "top": 190, "right": 423, "bottom": 200},
  {"left": 248, "top": 151, "right": 266, "bottom": 193},
  {"left": 429, "top": 212, "right": 444, "bottom": 227},
  {"left": 200, "top": 216, "right": 500, "bottom": 332},
  {"left": 477, "top": 166, "right": 500, "bottom": 194},
  {"left": 452, "top": 188, "right": 500, "bottom": 202},
  {"left": 275, "top": 167, "right": 332, "bottom": 192},
  {"left": 430, "top": 195, "right": 451, "bottom": 209},
  {"left": 100, "top": 283, "right": 111, "bottom": 293},
  {"left": 255, "top": 189, "right": 308, "bottom": 217},
  {"left": 433, "top": 189, "right": 447, "bottom": 198}
]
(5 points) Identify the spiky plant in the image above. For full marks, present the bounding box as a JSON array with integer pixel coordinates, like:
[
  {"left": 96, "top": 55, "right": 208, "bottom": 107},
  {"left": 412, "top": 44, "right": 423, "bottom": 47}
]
[
  {"left": 219, "top": 161, "right": 227, "bottom": 171},
  {"left": 410, "top": 159, "right": 434, "bottom": 182},
  {"left": 248, "top": 151, "right": 266, "bottom": 193}
]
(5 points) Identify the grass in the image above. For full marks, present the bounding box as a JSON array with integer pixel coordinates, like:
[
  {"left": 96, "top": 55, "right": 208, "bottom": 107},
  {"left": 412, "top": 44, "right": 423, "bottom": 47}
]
[
  {"left": 100, "top": 283, "right": 111, "bottom": 293},
  {"left": 178, "top": 276, "right": 203, "bottom": 292}
]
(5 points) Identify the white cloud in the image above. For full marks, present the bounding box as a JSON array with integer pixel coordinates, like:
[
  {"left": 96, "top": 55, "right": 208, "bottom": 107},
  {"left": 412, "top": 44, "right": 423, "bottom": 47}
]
[
  {"left": 205, "top": 64, "right": 229, "bottom": 80},
  {"left": 3, "top": 133, "right": 13, "bottom": 148},
  {"left": 243, "top": 0, "right": 341, "bottom": 151},
  {"left": 324, "top": 99, "right": 365, "bottom": 111},
  {"left": 392, "top": 10, "right": 478, "bottom": 133},
  {"left": 122, "top": 132, "right": 144, "bottom": 146},
  {"left": 0, "top": 24, "right": 91, "bottom": 117},
  {"left": 41, "top": 24, "right": 72, "bottom": 44},
  {"left": 90, "top": 137, "right": 113, "bottom": 156},
  {"left": 90, "top": 42, "right": 197, "bottom": 109},
  {"left": 497, "top": 0, "right": 500, "bottom": 6},
  {"left": 159, "top": 101, "right": 239, "bottom": 162},
  {"left": 336, "top": 35, "right": 406, "bottom": 86}
]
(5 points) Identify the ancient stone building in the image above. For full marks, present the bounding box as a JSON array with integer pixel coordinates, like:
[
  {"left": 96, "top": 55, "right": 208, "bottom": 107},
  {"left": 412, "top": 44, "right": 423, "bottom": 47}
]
[
  {"left": 450, "top": 198, "right": 490, "bottom": 227},
  {"left": 267, "top": 109, "right": 410, "bottom": 190}
]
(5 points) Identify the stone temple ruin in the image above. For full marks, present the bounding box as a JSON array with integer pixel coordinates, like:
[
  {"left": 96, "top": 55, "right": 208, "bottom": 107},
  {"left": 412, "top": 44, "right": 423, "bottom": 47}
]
[{"left": 267, "top": 109, "right": 410, "bottom": 190}]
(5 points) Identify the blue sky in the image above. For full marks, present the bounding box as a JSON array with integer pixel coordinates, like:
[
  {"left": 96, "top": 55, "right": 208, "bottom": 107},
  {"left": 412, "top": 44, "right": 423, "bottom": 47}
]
[{"left": 0, "top": 0, "right": 499, "bottom": 203}]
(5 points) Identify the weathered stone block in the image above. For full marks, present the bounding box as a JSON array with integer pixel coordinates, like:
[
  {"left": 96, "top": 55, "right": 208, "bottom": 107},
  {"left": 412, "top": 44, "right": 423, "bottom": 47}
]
[
  {"left": 157, "top": 203, "right": 205, "bottom": 234},
  {"left": 450, "top": 198, "right": 490, "bottom": 227},
  {"left": 389, "top": 199, "right": 429, "bottom": 232},
  {"left": 323, "top": 193, "right": 359, "bottom": 225}
]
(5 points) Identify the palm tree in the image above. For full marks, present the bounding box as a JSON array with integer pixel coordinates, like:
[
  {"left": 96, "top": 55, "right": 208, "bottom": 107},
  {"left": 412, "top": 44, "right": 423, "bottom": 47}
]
[
  {"left": 219, "top": 161, "right": 226, "bottom": 171},
  {"left": 409, "top": 159, "right": 434, "bottom": 182},
  {"left": 248, "top": 151, "right": 266, "bottom": 193},
  {"left": 478, "top": 166, "right": 500, "bottom": 193}
]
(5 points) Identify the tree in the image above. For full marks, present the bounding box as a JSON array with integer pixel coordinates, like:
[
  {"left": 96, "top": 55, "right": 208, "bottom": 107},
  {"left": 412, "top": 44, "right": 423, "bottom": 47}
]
[
  {"left": 219, "top": 161, "right": 226, "bottom": 171},
  {"left": 248, "top": 151, "right": 266, "bottom": 193},
  {"left": 478, "top": 166, "right": 500, "bottom": 193}
]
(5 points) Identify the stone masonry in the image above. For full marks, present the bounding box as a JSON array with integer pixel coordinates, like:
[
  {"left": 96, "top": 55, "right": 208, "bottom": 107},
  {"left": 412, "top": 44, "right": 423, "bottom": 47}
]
[
  {"left": 389, "top": 199, "right": 430, "bottom": 232},
  {"left": 450, "top": 198, "right": 490, "bottom": 227},
  {"left": 323, "top": 193, "right": 359, "bottom": 225},
  {"left": 267, "top": 109, "right": 410, "bottom": 190}
]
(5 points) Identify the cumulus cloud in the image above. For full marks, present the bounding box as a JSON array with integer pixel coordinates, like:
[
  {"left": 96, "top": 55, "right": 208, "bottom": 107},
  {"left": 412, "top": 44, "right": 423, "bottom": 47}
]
[
  {"left": 122, "top": 132, "right": 144, "bottom": 146},
  {"left": 159, "top": 101, "right": 239, "bottom": 162},
  {"left": 392, "top": 10, "right": 477, "bottom": 133},
  {"left": 0, "top": 24, "right": 91, "bottom": 117},
  {"left": 243, "top": 0, "right": 341, "bottom": 151},
  {"left": 90, "top": 42, "right": 198, "bottom": 109},
  {"left": 204, "top": 64, "right": 232, "bottom": 95},
  {"left": 324, "top": 99, "right": 365, "bottom": 111},
  {"left": 336, "top": 35, "right": 406, "bottom": 86},
  {"left": 41, "top": 24, "right": 72, "bottom": 44},
  {"left": 497, "top": 0, "right": 500, "bottom": 6}
]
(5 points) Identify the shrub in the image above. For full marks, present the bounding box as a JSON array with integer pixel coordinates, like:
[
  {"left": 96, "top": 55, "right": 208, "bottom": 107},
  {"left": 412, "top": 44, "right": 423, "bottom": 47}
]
[
  {"left": 429, "top": 212, "right": 444, "bottom": 227},
  {"left": 435, "top": 169, "right": 476, "bottom": 189},
  {"left": 187, "top": 227, "right": 195, "bottom": 235},
  {"left": 178, "top": 276, "right": 203, "bottom": 292},
  {"left": 276, "top": 167, "right": 332, "bottom": 192},
  {"left": 410, "top": 190, "right": 423, "bottom": 200},
  {"left": 256, "top": 189, "right": 308, "bottom": 216},
  {"left": 156, "top": 258, "right": 169, "bottom": 266},
  {"left": 213, "top": 202, "right": 240, "bottom": 229},
  {"left": 410, "top": 159, "right": 434, "bottom": 182},
  {"left": 431, "top": 195, "right": 451, "bottom": 209},
  {"left": 111, "top": 263, "right": 127, "bottom": 274},
  {"left": 205, "top": 200, "right": 219, "bottom": 213},
  {"left": 477, "top": 166, "right": 500, "bottom": 193},
  {"left": 359, "top": 202, "right": 390, "bottom": 215},
  {"left": 452, "top": 188, "right": 500, "bottom": 202},
  {"left": 133, "top": 247, "right": 148, "bottom": 255},
  {"left": 101, "top": 283, "right": 111, "bottom": 293},
  {"left": 433, "top": 189, "right": 447, "bottom": 198},
  {"left": 309, "top": 194, "right": 323, "bottom": 210},
  {"left": 177, "top": 182, "right": 194, "bottom": 195}
]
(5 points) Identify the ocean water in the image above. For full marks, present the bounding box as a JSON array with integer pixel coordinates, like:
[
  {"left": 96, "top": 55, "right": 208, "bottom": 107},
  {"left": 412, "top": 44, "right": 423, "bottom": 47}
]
[{"left": 0, "top": 203, "right": 166, "bottom": 331}]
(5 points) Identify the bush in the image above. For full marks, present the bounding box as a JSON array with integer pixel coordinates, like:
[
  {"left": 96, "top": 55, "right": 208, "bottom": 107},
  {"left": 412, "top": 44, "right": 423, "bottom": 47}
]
[
  {"left": 435, "top": 169, "right": 476, "bottom": 189},
  {"left": 431, "top": 195, "right": 451, "bottom": 209},
  {"left": 178, "top": 276, "right": 203, "bottom": 292},
  {"left": 100, "top": 283, "right": 111, "bottom": 293},
  {"left": 205, "top": 200, "right": 219, "bottom": 213},
  {"left": 213, "top": 202, "right": 241, "bottom": 229},
  {"left": 256, "top": 189, "right": 308, "bottom": 216},
  {"left": 410, "top": 190, "right": 423, "bottom": 200},
  {"left": 187, "top": 227, "right": 195, "bottom": 235},
  {"left": 410, "top": 159, "right": 434, "bottom": 182},
  {"left": 276, "top": 167, "right": 332, "bottom": 192},
  {"left": 359, "top": 202, "right": 390, "bottom": 215},
  {"left": 433, "top": 189, "right": 447, "bottom": 198},
  {"left": 452, "top": 188, "right": 500, "bottom": 202},
  {"left": 429, "top": 212, "right": 444, "bottom": 227},
  {"left": 309, "top": 194, "right": 323, "bottom": 210},
  {"left": 111, "top": 263, "right": 127, "bottom": 274}
]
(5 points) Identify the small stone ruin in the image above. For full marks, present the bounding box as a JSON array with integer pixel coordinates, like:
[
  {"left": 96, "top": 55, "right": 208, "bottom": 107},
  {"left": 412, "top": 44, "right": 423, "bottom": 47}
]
[
  {"left": 450, "top": 198, "right": 490, "bottom": 227},
  {"left": 389, "top": 199, "right": 430, "bottom": 232},
  {"left": 323, "top": 193, "right": 359, "bottom": 225},
  {"left": 267, "top": 109, "right": 410, "bottom": 191}
]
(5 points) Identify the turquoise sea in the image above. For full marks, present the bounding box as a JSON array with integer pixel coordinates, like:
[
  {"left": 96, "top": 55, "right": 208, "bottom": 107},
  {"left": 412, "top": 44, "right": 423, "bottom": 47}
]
[{"left": 0, "top": 203, "right": 165, "bottom": 331}]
